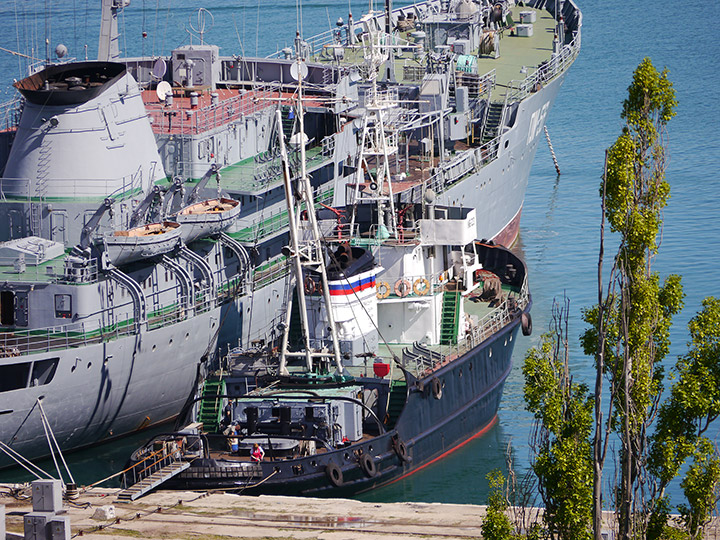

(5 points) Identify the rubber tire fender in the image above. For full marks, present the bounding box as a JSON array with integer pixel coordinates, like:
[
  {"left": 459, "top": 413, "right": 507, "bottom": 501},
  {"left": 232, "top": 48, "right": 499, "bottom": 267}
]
[
  {"left": 431, "top": 377, "right": 443, "bottom": 400},
  {"left": 360, "top": 453, "right": 377, "bottom": 477},
  {"left": 393, "top": 439, "right": 409, "bottom": 463},
  {"left": 326, "top": 461, "right": 343, "bottom": 487},
  {"left": 521, "top": 312, "right": 532, "bottom": 336}
]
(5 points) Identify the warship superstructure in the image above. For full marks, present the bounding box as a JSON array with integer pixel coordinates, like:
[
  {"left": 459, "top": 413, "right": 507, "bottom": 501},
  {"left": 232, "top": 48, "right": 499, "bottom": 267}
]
[{"left": 0, "top": 0, "right": 580, "bottom": 469}]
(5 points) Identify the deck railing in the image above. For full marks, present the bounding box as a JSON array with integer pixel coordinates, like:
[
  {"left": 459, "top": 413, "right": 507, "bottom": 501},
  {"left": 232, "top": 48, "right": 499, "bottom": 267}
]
[
  {"left": 145, "top": 84, "right": 279, "bottom": 136},
  {"left": 403, "top": 278, "right": 530, "bottom": 378}
]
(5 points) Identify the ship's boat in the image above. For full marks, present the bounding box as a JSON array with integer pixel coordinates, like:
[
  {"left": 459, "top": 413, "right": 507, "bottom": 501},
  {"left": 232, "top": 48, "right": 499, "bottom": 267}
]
[
  {"left": 175, "top": 198, "right": 242, "bottom": 244},
  {"left": 103, "top": 221, "right": 182, "bottom": 266}
]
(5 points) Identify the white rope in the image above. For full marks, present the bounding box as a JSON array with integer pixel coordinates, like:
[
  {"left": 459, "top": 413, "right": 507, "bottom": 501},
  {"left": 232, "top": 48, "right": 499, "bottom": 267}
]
[
  {"left": 0, "top": 441, "right": 53, "bottom": 480},
  {"left": 37, "top": 399, "right": 63, "bottom": 485},
  {"left": 37, "top": 399, "right": 76, "bottom": 486}
]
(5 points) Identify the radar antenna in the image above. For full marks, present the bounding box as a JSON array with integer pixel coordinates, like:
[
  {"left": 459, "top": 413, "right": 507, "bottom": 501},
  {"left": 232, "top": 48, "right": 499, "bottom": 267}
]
[{"left": 188, "top": 8, "right": 214, "bottom": 46}]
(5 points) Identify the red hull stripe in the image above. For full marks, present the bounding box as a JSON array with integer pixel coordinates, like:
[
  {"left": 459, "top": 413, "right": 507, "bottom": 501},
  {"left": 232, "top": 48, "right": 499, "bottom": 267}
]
[
  {"left": 382, "top": 415, "right": 499, "bottom": 487},
  {"left": 328, "top": 276, "right": 376, "bottom": 296}
]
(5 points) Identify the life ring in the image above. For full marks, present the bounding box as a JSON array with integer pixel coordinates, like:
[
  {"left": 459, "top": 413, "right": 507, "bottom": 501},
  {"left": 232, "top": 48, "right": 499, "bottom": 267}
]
[
  {"left": 376, "top": 281, "right": 391, "bottom": 299},
  {"left": 393, "top": 439, "right": 409, "bottom": 462},
  {"left": 360, "top": 454, "right": 377, "bottom": 477},
  {"left": 413, "top": 278, "right": 430, "bottom": 296},
  {"left": 304, "top": 276, "right": 316, "bottom": 294},
  {"left": 521, "top": 312, "right": 532, "bottom": 336},
  {"left": 326, "top": 461, "right": 343, "bottom": 487},
  {"left": 431, "top": 377, "right": 443, "bottom": 400},
  {"left": 394, "top": 279, "right": 411, "bottom": 298}
]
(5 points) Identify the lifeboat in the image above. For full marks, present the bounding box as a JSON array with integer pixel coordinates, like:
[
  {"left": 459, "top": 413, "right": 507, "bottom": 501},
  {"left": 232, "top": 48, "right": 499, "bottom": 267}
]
[
  {"left": 104, "top": 221, "right": 182, "bottom": 266},
  {"left": 174, "top": 198, "right": 241, "bottom": 244}
]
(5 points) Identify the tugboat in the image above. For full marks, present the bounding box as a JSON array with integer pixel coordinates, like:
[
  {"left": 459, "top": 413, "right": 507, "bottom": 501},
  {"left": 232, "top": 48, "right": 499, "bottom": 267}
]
[{"left": 120, "top": 76, "right": 532, "bottom": 499}]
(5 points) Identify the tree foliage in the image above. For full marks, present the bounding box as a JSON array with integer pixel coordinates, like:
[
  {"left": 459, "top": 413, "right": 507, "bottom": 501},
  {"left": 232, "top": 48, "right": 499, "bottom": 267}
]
[
  {"left": 524, "top": 299, "right": 593, "bottom": 540},
  {"left": 482, "top": 469, "right": 518, "bottom": 540}
]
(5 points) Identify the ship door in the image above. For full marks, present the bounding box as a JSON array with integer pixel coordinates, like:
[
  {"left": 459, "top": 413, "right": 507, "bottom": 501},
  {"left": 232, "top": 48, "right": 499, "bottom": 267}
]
[
  {"left": 14, "top": 292, "right": 28, "bottom": 327},
  {"left": 0, "top": 291, "right": 14, "bottom": 325},
  {"left": 50, "top": 211, "right": 68, "bottom": 245},
  {"left": 7, "top": 210, "right": 25, "bottom": 240}
]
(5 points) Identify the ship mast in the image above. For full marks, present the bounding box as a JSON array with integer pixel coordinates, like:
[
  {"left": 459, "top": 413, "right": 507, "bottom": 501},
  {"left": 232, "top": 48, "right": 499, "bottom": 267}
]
[
  {"left": 348, "top": 15, "right": 401, "bottom": 239},
  {"left": 98, "top": 0, "right": 129, "bottom": 61},
  {"left": 277, "top": 58, "right": 343, "bottom": 376}
]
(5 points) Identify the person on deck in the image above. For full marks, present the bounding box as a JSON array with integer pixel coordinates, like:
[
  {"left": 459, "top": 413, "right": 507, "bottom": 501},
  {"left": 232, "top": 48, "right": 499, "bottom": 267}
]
[{"left": 251, "top": 443, "right": 265, "bottom": 462}]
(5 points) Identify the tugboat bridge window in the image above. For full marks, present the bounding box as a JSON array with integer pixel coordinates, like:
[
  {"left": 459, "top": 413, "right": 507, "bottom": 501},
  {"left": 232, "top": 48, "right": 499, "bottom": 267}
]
[{"left": 54, "top": 294, "right": 72, "bottom": 319}]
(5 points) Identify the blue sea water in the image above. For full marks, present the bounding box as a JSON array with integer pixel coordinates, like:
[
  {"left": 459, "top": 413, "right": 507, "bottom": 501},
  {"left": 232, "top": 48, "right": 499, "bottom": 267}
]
[{"left": 0, "top": 0, "right": 718, "bottom": 508}]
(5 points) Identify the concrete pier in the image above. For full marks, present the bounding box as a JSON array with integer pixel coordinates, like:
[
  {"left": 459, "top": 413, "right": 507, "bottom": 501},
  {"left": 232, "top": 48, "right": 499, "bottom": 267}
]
[{"left": 1, "top": 484, "right": 493, "bottom": 540}]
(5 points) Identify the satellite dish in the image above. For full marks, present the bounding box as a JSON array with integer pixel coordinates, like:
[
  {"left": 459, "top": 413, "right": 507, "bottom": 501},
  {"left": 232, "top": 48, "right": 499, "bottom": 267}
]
[
  {"left": 290, "top": 61, "right": 309, "bottom": 81},
  {"left": 156, "top": 81, "right": 172, "bottom": 101},
  {"left": 152, "top": 58, "right": 167, "bottom": 80}
]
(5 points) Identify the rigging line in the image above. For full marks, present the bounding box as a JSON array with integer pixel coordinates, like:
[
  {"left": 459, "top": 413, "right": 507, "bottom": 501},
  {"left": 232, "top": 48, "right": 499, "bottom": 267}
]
[
  {"left": 36, "top": 399, "right": 76, "bottom": 485},
  {"left": 73, "top": 0, "right": 77, "bottom": 59},
  {"left": 0, "top": 440, "right": 54, "bottom": 480},
  {"left": 255, "top": 0, "right": 260, "bottom": 57},
  {"left": 153, "top": 0, "right": 160, "bottom": 58},
  {"left": 13, "top": 0, "right": 22, "bottom": 75},
  {"left": 37, "top": 399, "right": 64, "bottom": 485},
  {"left": 0, "top": 45, "right": 41, "bottom": 62}
]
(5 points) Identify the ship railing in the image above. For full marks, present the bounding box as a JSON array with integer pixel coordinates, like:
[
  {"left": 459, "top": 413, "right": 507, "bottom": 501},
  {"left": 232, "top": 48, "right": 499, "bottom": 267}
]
[
  {"left": 314, "top": 221, "right": 359, "bottom": 241},
  {"left": 0, "top": 98, "right": 22, "bottom": 132},
  {"left": 145, "top": 83, "right": 279, "bottom": 135},
  {"left": 232, "top": 187, "right": 334, "bottom": 244},
  {"left": 0, "top": 315, "right": 139, "bottom": 357},
  {"left": 420, "top": 136, "right": 499, "bottom": 196},
  {"left": 504, "top": 29, "right": 581, "bottom": 104},
  {"left": 252, "top": 256, "right": 291, "bottom": 292},
  {"left": 0, "top": 255, "right": 101, "bottom": 284},
  {"left": 405, "top": 282, "right": 530, "bottom": 377},
  {"left": 454, "top": 69, "right": 496, "bottom": 100},
  {"left": 0, "top": 175, "right": 144, "bottom": 202},
  {"left": 121, "top": 439, "right": 192, "bottom": 489}
]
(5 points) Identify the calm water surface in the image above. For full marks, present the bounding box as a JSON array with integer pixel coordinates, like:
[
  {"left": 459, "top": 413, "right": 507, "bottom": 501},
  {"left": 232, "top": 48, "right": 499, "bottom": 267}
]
[{"left": 0, "top": 1, "right": 718, "bottom": 506}]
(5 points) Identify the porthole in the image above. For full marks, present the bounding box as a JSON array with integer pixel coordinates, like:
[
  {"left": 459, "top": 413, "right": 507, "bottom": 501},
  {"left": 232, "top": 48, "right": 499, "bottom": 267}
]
[
  {"left": 504, "top": 140, "right": 509, "bottom": 149},
  {"left": 169, "top": 338, "right": 173, "bottom": 347},
  {"left": 185, "top": 333, "right": 190, "bottom": 340},
  {"left": 344, "top": 452, "right": 351, "bottom": 461},
  {"left": 87, "top": 362, "right": 92, "bottom": 370},
  {"left": 152, "top": 344, "right": 157, "bottom": 352},
  {"left": 504, "top": 339, "right": 508, "bottom": 346}
]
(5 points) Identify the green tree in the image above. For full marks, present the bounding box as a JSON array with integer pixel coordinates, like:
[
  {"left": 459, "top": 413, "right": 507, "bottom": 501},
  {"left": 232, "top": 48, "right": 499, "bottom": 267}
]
[
  {"left": 482, "top": 469, "right": 517, "bottom": 540},
  {"left": 649, "top": 297, "right": 720, "bottom": 539},
  {"left": 524, "top": 298, "right": 593, "bottom": 540},
  {"left": 581, "top": 57, "right": 681, "bottom": 540}
]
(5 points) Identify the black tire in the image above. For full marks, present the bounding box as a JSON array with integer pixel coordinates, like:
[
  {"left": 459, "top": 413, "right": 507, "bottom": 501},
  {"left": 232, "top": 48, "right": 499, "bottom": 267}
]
[
  {"left": 431, "top": 377, "right": 443, "bottom": 400},
  {"left": 393, "top": 439, "right": 409, "bottom": 462},
  {"left": 521, "top": 312, "right": 532, "bottom": 336},
  {"left": 360, "top": 454, "right": 377, "bottom": 477},
  {"left": 326, "top": 461, "right": 343, "bottom": 487}
]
